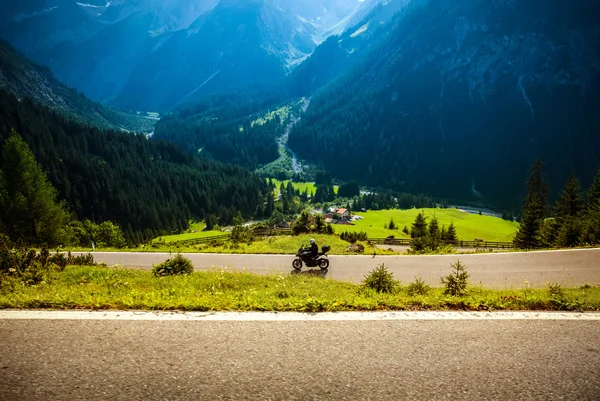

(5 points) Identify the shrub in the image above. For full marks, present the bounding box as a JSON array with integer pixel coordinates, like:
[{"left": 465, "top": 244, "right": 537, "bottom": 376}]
[
  {"left": 361, "top": 264, "right": 398, "bottom": 294},
  {"left": 68, "top": 252, "right": 96, "bottom": 266},
  {"left": 407, "top": 277, "right": 431, "bottom": 296},
  {"left": 441, "top": 260, "right": 469, "bottom": 296},
  {"left": 346, "top": 243, "right": 365, "bottom": 253},
  {"left": 152, "top": 254, "right": 194, "bottom": 277},
  {"left": 340, "top": 231, "right": 368, "bottom": 244},
  {"left": 546, "top": 282, "right": 580, "bottom": 310}
]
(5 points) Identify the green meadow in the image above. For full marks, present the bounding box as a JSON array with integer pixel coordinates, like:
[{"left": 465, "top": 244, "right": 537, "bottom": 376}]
[
  {"left": 341, "top": 208, "right": 519, "bottom": 242},
  {"left": 152, "top": 222, "right": 223, "bottom": 244},
  {"left": 270, "top": 179, "right": 338, "bottom": 196}
]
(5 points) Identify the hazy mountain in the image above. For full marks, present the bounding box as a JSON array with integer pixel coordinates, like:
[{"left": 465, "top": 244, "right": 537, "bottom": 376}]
[
  {"left": 0, "top": 39, "right": 154, "bottom": 132},
  {"left": 288, "top": 0, "right": 600, "bottom": 208},
  {"left": 0, "top": 0, "right": 368, "bottom": 111},
  {"left": 287, "top": 0, "right": 412, "bottom": 97}
]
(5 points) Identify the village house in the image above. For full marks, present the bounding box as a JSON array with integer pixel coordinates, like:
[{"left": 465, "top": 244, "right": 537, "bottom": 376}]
[
  {"left": 323, "top": 207, "right": 352, "bottom": 224},
  {"left": 336, "top": 208, "right": 350, "bottom": 221}
]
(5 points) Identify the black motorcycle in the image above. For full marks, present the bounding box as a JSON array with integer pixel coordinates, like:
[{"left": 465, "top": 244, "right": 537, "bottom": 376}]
[{"left": 292, "top": 245, "right": 330, "bottom": 270}]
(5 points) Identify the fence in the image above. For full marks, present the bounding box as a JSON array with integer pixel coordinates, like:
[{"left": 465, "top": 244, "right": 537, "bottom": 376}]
[
  {"left": 252, "top": 228, "right": 293, "bottom": 236},
  {"left": 368, "top": 238, "right": 514, "bottom": 249},
  {"left": 174, "top": 234, "right": 231, "bottom": 246},
  {"left": 170, "top": 227, "right": 292, "bottom": 246}
]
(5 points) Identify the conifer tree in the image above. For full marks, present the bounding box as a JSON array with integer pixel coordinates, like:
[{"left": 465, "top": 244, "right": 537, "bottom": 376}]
[
  {"left": 513, "top": 160, "right": 548, "bottom": 249},
  {"left": 554, "top": 175, "right": 583, "bottom": 225},
  {"left": 552, "top": 175, "right": 583, "bottom": 247},
  {"left": 582, "top": 169, "right": 600, "bottom": 244},
  {"left": 427, "top": 216, "right": 441, "bottom": 250},
  {"left": 388, "top": 218, "right": 396, "bottom": 230},
  {"left": 446, "top": 222, "right": 458, "bottom": 243},
  {"left": 410, "top": 212, "right": 428, "bottom": 252},
  {"left": 0, "top": 130, "right": 69, "bottom": 245}
]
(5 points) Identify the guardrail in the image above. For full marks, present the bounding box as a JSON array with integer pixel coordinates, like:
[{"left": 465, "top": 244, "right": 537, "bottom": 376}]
[{"left": 368, "top": 238, "right": 514, "bottom": 249}]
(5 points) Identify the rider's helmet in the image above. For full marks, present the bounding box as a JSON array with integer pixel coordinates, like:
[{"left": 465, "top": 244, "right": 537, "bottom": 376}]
[{"left": 310, "top": 238, "right": 315, "bottom": 244}]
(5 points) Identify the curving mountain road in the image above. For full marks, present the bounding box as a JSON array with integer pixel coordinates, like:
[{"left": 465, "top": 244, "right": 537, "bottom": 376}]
[{"left": 78, "top": 248, "right": 600, "bottom": 288}]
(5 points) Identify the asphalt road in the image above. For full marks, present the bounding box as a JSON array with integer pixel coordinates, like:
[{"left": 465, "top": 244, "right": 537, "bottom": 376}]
[
  {"left": 1, "top": 317, "right": 598, "bottom": 400},
  {"left": 79, "top": 248, "right": 600, "bottom": 288}
]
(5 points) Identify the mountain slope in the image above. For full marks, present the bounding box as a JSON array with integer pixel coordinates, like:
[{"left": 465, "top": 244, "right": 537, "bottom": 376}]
[
  {"left": 1, "top": 0, "right": 368, "bottom": 110},
  {"left": 286, "top": 0, "right": 412, "bottom": 97},
  {"left": 288, "top": 0, "right": 600, "bottom": 209},
  {"left": 0, "top": 89, "right": 269, "bottom": 241},
  {"left": 0, "top": 39, "right": 154, "bottom": 132}
]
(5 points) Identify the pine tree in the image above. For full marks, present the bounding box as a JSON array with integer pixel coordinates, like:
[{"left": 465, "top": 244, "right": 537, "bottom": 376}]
[
  {"left": 428, "top": 216, "right": 441, "bottom": 250},
  {"left": 388, "top": 218, "right": 396, "bottom": 230},
  {"left": 554, "top": 175, "right": 583, "bottom": 224},
  {"left": 552, "top": 175, "right": 583, "bottom": 247},
  {"left": 582, "top": 169, "right": 600, "bottom": 244},
  {"left": 0, "top": 130, "right": 69, "bottom": 245},
  {"left": 513, "top": 160, "right": 548, "bottom": 249},
  {"left": 410, "top": 212, "right": 428, "bottom": 252},
  {"left": 587, "top": 169, "right": 600, "bottom": 209},
  {"left": 446, "top": 222, "right": 458, "bottom": 243}
]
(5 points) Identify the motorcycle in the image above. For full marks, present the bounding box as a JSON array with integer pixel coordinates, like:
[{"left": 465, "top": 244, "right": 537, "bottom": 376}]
[{"left": 292, "top": 244, "right": 330, "bottom": 270}]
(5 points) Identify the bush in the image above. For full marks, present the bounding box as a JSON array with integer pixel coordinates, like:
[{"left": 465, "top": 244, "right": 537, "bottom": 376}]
[
  {"left": 346, "top": 243, "right": 365, "bottom": 253},
  {"left": 0, "top": 238, "right": 97, "bottom": 286},
  {"left": 0, "top": 238, "right": 48, "bottom": 286},
  {"left": 407, "top": 277, "right": 431, "bottom": 296},
  {"left": 441, "top": 260, "right": 469, "bottom": 296},
  {"left": 361, "top": 264, "right": 398, "bottom": 294},
  {"left": 152, "top": 254, "right": 194, "bottom": 277},
  {"left": 340, "top": 231, "right": 367, "bottom": 244}
]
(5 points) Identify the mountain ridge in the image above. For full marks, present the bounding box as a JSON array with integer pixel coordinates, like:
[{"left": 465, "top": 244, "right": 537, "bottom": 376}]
[{"left": 0, "top": 39, "right": 154, "bottom": 132}]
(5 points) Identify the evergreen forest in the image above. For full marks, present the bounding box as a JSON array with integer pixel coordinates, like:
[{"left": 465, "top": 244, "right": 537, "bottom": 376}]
[{"left": 0, "top": 90, "right": 270, "bottom": 243}]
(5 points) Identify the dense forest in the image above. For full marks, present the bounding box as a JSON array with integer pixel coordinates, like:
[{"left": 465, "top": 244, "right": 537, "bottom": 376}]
[
  {"left": 288, "top": 0, "right": 600, "bottom": 210},
  {"left": 0, "top": 90, "right": 270, "bottom": 242},
  {"left": 153, "top": 86, "right": 294, "bottom": 170}
]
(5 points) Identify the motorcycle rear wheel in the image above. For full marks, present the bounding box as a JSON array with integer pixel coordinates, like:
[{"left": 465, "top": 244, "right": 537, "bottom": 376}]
[
  {"left": 318, "top": 259, "right": 329, "bottom": 270},
  {"left": 292, "top": 258, "right": 303, "bottom": 270}
]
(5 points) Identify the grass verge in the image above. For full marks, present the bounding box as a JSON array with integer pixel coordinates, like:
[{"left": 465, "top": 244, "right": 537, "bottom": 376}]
[
  {"left": 1, "top": 266, "right": 598, "bottom": 312},
  {"left": 69, "top": 234, "right": 397, "bottom": 256}
]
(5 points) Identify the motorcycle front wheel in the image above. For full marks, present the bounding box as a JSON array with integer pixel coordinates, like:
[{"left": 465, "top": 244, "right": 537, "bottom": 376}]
[
  {"left": 318, "top": 258, "right": 329, "bottom": 270},
  {"left": 292, "top": 258, "right": 303, "bottom": 270}
]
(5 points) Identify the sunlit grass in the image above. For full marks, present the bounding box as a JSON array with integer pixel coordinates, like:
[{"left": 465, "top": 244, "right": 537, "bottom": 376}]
[
  {"left": 1, "top": 265, "right": 597, "bottom": 312},
  {"left": 69, "top": 234, "right": 396, "bottom": 255},
  {"left": 270, "top": 179, "right": 339, "bottom": 196},
  {"left": 151, "top": 221, "right": 223, "bottom": 244},
  {"left": 344, "top": 208, "right": 519, "bottom": 242}
]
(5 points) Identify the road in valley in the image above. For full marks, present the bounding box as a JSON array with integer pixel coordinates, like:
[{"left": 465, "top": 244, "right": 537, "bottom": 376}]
[
  {"left": 77, "top": 248, "right": 600, "bottom": 288},
  {"left": 1, "top": 312, "right": 598, "bottom": 400}
]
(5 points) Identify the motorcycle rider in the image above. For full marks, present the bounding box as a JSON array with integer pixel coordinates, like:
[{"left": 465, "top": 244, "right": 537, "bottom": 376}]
[{"left": 308, "top": 238, "right": 319, "bottom": 261}]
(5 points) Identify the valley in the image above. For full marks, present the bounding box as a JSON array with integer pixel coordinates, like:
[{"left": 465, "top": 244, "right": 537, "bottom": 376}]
[
  {"left": 1, "top": 3, "right": 599, "bottom": 400},
  {"left": 0, "top": 0, "right": 599, "bottom": 259}
]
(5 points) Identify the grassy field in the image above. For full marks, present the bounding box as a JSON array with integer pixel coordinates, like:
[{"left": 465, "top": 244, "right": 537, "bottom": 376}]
[
  {"left": 270, "top": 179, "right": 338, "bottom": 196},
  {"left": 341, "top": 208, "right": 519, "bottom": 242},
  {"left": 151, "top": 222, "right": 224, "bottom": 244},
  {"left": 1, "top": 265, "right": 597, "bottom": 311},
  {"left": 77, "top": 234, "right": 392, "bottom": 256}
]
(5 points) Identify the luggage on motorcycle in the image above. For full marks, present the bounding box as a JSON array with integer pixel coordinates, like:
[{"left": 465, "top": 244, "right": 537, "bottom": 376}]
[{"left": 322, "top": 245, "right": 330, "bottom": 253}]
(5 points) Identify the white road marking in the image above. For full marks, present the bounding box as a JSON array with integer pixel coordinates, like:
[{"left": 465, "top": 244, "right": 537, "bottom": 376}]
[{"left": 1, "top": 311, "right": 599, "bottom": 321}]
